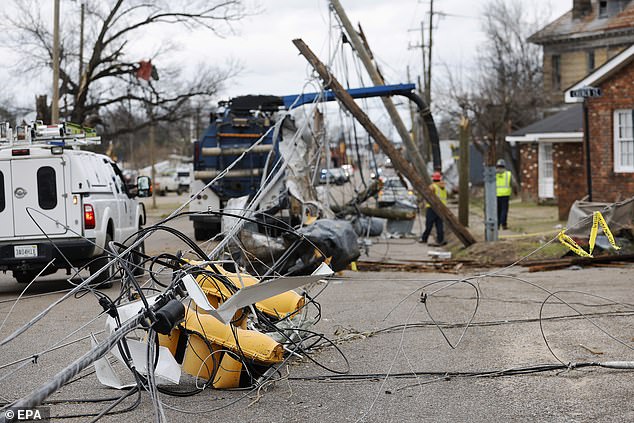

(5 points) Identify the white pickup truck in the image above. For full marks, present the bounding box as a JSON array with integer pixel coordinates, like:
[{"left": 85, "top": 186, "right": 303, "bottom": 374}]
[{"left": 0, "top": 122, "right": 151, "bottom": 284}]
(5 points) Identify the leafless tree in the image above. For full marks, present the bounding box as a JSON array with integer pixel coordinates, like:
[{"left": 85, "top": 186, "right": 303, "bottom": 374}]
[
  {"left": 439, "top": 0, "right": 545, "bottom": 170},
  {"left": 1, "top": 0, "right": 250, "bottom": 138}
]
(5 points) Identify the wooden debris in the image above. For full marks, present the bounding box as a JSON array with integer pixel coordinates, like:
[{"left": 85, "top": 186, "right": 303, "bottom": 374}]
[
  {"left": 355, "top": 259, "right": 469, "bottom": 274},
  {"left": 522, "top": 253, "right": 634, "bottom": 273}
]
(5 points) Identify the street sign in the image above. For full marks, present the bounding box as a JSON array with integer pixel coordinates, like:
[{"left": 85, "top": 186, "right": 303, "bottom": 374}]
[{"left": 570, "top": 86, "right": 602, "bottom": 98}]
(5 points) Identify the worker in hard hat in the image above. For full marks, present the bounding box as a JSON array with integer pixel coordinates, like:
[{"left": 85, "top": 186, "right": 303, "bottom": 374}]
[
  {"left": 496, "top": 159, "right": 512, "bottom": 230},
  {"left": 420, "top": 171, "right": 447, "bottom": 245}
]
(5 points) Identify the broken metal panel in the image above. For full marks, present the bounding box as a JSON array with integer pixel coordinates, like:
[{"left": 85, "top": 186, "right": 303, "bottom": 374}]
[{"left": 566, "top": 197, "right": 634, "bottom": 238}]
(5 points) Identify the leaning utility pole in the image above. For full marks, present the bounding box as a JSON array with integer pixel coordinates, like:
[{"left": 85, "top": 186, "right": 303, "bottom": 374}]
[
  {"left": 329, "top": 0, "right": 430, "bottom": 185},
  {"left": 293, "top": 38, "right": 475, "bottom": 247},
  {"left": 51, "top": 0, "right": 60, "bottom": 124}
]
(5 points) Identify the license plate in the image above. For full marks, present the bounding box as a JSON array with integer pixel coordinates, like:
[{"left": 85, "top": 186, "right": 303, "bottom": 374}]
[{"left": 14, "top": 245, "right": 38, "bottom": 258}]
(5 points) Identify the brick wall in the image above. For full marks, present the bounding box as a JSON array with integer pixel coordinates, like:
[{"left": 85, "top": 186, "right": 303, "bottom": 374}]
[
  {"left": 519, "top": 143, "right": 538, "bottom": 201},
  {"left": 586, "top": 61, "right": 634, "bottom": 202},
  {"left": 553, "top": 142, "right": 585, "bottom": 219}
]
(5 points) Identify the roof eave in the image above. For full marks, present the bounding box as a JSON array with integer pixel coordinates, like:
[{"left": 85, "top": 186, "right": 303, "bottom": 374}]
[{"left": 506, "top": 132, "right": 584, "bottom": 144}]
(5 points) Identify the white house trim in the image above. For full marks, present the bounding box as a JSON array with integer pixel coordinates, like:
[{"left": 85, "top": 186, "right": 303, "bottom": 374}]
[{"left": 506, "top": 132, "right": 583, "bottom": 144}]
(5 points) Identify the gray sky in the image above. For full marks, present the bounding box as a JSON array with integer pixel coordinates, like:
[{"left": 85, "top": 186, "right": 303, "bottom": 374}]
[
  {"left": 171, "top": 0, "right": 569, "bottom": 98},
  {"left": 0, "top": 0, "right": 570, "bottom": 119}
]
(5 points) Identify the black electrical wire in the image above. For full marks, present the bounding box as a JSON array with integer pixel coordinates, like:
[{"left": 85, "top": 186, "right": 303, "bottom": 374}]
[
  {"left": 1, "top": 201, "right": 341, "bottom": 419},
  {"left": 286, "top": 363, "right": 600, "bottom": 382},
  {"left": 51, "top": 386, "right": 142, "bottom": 421}
]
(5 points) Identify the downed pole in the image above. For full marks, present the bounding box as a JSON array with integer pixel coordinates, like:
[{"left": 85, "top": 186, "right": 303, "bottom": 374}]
[
  {"left": 356, "top": 259, "right": 471, "bottom": 274},
  {"left": 293, "top": 38, "right": 476, "bottom": 247},
  {"left": 518, "top": 253, "right": 634, "bottom": 273}
]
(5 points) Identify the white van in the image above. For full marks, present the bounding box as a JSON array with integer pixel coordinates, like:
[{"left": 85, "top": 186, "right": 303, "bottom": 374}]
[{"left": 0, "top": 122, "right": 151, "bottom": 284}]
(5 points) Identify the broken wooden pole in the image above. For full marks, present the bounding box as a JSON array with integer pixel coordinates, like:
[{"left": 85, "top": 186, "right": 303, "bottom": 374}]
[
  {"left": 458, "top": 116, "right": 470, "bottom": 227},
  {"left": 293, "top": 38, "right": 476, "bottom": 247},
  {"left": 331, "top": 205, "right": 417, "bottom": 220}
]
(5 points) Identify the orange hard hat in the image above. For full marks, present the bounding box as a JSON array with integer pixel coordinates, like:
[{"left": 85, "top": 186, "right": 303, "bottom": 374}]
[{"left": 432, "top": 171, "right": 442, "bottom": 181}]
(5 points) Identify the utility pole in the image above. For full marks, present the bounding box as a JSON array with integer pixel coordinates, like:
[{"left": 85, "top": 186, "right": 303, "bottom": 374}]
[
  {"left": 426, "top": 0, "right": 434, "bottom": 105},
  {"left": 79, "top": 2, "right": 85, "bottom": 82},
  {"left": 293, "top": 38, "right": 476, "bottom": 247},
  {"left": 406, "top": 65, "right": 417, "bottom": 145},
  {"left": 150, "top": 119, "right": 156, "bottom": 209},
  {"left": 407, "top": 21, "right": 426, "bottom": 98},
  {"left": 51, "top": 0, "right": 60, "bottom": 124},
  {"left": 484, "top": 134, "right": 498, "bottom": 241},
  {"left": 458, "top": 116, "right": 470, "bottom": 227},
  {"left": 329, "top": 0, "right": 430, "bottom": 185}
]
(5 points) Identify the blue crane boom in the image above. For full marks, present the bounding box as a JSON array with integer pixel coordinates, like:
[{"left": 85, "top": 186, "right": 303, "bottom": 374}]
[
  {"left": 281, "top": 83, "right": 440, "bottom": 171},
  {"left": 282, "top": 83, "right": 416, "bottom": 109}
]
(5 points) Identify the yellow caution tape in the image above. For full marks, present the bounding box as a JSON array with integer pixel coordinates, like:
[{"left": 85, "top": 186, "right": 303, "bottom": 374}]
[
  {"left": 588, "top": 211, "right": 621, "bottom": 255},
  {"left": 557, "top": 211, "right": 621, "bottom": 257},
  {"left": 557, "top": 231, "right": 593, "bottom": 258}
]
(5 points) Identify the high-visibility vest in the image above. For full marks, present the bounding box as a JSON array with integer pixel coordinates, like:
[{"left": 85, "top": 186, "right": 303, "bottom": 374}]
[
  {"left": 496, "top": 170, "right": 512, "bottom": 197},
  {"left": 426, "top": 182, "right": 447, "bottom": 208}
]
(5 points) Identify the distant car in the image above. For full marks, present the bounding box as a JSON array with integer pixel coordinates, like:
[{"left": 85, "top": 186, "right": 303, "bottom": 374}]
[
  {"left": 319, "top": 167, "right": 349, "bottom": 185},
  {"left": 377, "top": 177, "right": 416, "bottom": 207},
  {"left": 176, "top": 168, "right": 191, "bottom": 193},
  {"left": 155, "top": 169, "right": 186, "bottom": 195}
]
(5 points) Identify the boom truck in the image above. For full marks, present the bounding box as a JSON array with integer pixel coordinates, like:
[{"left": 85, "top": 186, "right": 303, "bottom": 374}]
[{"left": 190, "top": 84, "right": 441, "bottom": 240}]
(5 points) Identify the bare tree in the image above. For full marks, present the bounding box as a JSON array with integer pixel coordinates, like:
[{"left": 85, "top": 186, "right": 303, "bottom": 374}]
[
  {"left": 439, "top": 0, "right": 544, "bottom": 169},
  {"left": 1, "top": 0, "right": 249, "bottom": 137}
]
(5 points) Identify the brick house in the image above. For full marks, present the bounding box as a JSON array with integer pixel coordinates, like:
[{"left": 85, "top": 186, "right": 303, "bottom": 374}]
[
  {"left": 565, "top": 45, "right": 634, "bottom": 203},
  {"left": 506, "top": 0, "right": 634, "bottom": 219},
  {"left": 530, "top": 0, "right": 634, "bottom": 110}
]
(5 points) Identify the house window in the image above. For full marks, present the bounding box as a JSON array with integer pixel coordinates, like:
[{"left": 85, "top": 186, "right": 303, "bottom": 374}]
[
  {"left": 552, "top": 55, "right": 561, "bottom": 91},
  {"left": 37, "top": 166, "right": 57, "bottom": 210},
  {"left": 587, "top": 50, "right": 595, "bottom": 73},
  {"left": 614, "top": 110, "right": 634, "bottom": 172},
  {"left": 599, "top": 1, "right": 608, "bottom": 18}
]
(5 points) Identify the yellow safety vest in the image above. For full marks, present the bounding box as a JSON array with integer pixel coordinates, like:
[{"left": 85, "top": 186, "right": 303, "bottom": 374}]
[
  {"left": 496, "top": 170, "right": 512, "bottom": 197},
  {"left": 426, "top": 182, "right": 447, "bottom": 208}
]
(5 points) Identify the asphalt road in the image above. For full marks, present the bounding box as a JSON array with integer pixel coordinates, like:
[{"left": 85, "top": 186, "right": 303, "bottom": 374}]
[{"left": 0, "top": 194, "right": 632, "bottom": 422}]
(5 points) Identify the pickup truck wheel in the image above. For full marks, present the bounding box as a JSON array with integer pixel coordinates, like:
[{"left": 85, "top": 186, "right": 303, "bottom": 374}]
[
  {"left": 14, "top": 270, "right": 40, "bottom": 284},
  {"left": 89, "top": 234, "right": 115, "bottom": 288}
]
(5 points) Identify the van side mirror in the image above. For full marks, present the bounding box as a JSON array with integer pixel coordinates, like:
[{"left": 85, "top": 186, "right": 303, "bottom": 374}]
[{"left": 137, "top": 176, "right": 152, "bottom": 197}]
